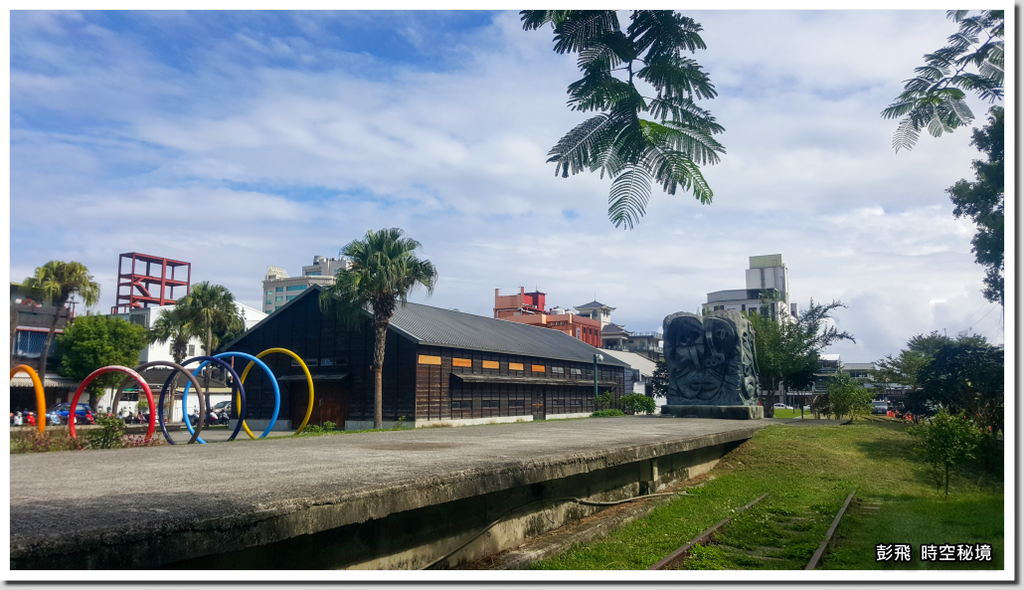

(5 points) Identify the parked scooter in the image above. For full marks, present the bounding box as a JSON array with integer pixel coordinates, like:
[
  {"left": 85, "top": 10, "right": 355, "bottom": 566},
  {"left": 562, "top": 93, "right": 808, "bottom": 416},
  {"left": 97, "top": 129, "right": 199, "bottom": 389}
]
[{"left": 24, "top": 410, "right": 37, "bottom": 427}]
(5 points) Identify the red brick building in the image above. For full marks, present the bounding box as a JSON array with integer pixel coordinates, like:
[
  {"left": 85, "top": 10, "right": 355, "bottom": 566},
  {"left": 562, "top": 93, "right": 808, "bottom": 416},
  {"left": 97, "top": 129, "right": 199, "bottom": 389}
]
[{"left": 493, "top": 287, "right": 602, "bottom": 348}]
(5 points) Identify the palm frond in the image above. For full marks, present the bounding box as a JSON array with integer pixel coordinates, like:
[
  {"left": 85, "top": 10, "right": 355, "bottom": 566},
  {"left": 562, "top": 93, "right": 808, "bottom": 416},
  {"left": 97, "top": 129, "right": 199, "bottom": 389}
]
[
  {"left": 637, "top": 55, "right": 717, "bottom": 100},
  {"left": 645, "top": 146, "right": 712, "bottom": 202},
  {"left": 628, "top": 10, "right": 706, "bottom": 59},
  {"left": 546, "top": 114, "right": 618, "bottom": 177},
  {"left": 891, "top": 116, "right": 923, "bottom": 152},
  {"left": 642, "top": 119, "right": 724, "bottom": 166},
  {"left": 551, "top": 11, "right": 620, "bottom": 55},
  {"left": 607, "top": 165, "right": 654, "bottom": 230},
  {"left": 647, "top": 96, "right": 725, "bottom": 134},
  {"left": 567, "top": 72, "right": 635, "bottom": 112}
]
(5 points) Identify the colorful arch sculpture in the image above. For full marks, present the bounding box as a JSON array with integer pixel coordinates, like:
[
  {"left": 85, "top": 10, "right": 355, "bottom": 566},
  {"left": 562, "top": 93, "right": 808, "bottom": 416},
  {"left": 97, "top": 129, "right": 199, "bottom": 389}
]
[
  {"left": 238, "top": 348, "right": 315, "bottom": 437},
  {"left": 69, "top": 366, "right": 155, "bottom": 442},
  {"left": 182, "top": 352, "right": 279, "bottom": 441},
  {"left": 10, "top": 365, "right": 46, "bottom": 434},
  {"left": 112, "top": 361, "right": 206, "bottom": 445},
  {"left": 177, "top": 356, "right": 246, "bottom": 444}
]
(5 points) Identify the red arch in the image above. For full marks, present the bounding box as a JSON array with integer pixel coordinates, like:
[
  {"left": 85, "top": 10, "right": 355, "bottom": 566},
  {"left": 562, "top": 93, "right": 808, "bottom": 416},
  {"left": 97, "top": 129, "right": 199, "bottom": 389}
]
[{"left": 68, "top": 366, "right": 155, "bottom": 442}]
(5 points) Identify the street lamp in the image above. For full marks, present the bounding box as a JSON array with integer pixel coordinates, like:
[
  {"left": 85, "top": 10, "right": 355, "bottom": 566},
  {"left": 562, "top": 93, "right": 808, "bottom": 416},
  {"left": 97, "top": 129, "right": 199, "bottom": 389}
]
[{"left": 593, "top": 353, "right": 604, "bottom": 408}]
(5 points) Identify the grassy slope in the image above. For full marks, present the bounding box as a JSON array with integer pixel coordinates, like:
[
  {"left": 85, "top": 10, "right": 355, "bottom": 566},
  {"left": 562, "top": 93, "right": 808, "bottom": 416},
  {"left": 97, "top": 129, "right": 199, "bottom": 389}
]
[{"left": 532, "top": 421, "right": 1003, "bottom": 570}]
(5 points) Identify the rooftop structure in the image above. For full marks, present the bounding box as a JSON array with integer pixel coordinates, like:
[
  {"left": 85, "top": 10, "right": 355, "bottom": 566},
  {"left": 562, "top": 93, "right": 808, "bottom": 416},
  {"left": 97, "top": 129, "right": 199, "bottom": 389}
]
[
  {"left": 111, "top": 253, "right": 191, "bottom": 314},
  {"left": 494, "top": 288, "right": 601, "bottom": 347},
  {"left": 703, "top": 254, "right": 798, "bottom": 320}
]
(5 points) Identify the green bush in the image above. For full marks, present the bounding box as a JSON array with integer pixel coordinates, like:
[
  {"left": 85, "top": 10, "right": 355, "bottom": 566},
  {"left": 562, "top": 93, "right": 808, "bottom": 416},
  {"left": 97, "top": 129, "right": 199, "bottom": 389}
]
[
  {"left": 596, "top": 391, "right": 619, "bottom": 411},
  {"left": 10, "top": 428, "right": 83, "bottom": 453},
  {"left": 620, "top": 393, "right": 657, "bottom": 415},
  {"left": 86, "top": 415, "right": 127, "bottom": 449},
  {"left": 909, "top": 408, "right": 985, "bottom": 497},
  {"left": 825, "top": 373, "right": 873, "bottom": 422},
  {"left": 591, "top": 409, "right": 625, "bottom": 418}
]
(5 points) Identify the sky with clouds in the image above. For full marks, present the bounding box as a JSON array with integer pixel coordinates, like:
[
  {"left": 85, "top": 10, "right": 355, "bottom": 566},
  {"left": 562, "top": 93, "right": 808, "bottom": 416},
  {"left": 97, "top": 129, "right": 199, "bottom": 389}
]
[{"left": 8, "top": 9, "right": 1012, "bottom": 364}]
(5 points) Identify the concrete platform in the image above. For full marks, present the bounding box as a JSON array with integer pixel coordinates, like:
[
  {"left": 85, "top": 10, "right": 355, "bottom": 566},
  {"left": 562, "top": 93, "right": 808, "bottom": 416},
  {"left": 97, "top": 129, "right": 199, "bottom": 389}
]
[{"left": 10, "top": 416, "right": 764, "bottom": 570}]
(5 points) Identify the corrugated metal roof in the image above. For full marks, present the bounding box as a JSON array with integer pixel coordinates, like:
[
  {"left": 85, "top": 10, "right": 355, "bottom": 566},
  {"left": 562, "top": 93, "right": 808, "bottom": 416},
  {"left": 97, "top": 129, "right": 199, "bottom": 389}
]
[
  {"left": 230, "top": 286, "right": 628, "bottom": 368},
  {"left": 10, "top": 375, "right": 79, "bottom": 389},
  {"left": 389, "top": 301, "right": 628, "bottom": 367}
]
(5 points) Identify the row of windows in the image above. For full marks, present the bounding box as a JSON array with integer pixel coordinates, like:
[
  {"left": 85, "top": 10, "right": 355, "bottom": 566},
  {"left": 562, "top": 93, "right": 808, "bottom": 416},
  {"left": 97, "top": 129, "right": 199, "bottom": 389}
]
[
  {"left": 451, "top": 399, "right": 583, "bottom": 409},
  {"left": 419, "top": 355, "right": 588, "bottom": 376}
]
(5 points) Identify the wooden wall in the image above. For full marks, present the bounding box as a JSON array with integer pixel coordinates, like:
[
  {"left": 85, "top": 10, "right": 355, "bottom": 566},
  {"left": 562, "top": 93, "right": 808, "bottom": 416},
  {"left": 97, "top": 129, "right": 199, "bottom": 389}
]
[{"left": 230, "top": 293, "right": 626, "bottom": 427}]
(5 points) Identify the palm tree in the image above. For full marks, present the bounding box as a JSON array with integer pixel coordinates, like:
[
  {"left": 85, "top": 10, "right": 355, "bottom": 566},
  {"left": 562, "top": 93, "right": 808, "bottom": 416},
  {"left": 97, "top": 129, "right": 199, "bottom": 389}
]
[
  {"left": 148, "top": 306, "right": 195, "bottom": 422},
  {"left": 148, "top": 306, "right": 193, "bottom": 364},
  {"left": 175, "top": 282, "right": 244, "bottom": 413},
  {"left": 22, "top": 261, "right": 101, "bottom": 380},
  {"left": 523, "top": 10, "right": 726, "bottom": 229},
  {"left": 319, "top": 228, "right": 438, "bottom": 429}
]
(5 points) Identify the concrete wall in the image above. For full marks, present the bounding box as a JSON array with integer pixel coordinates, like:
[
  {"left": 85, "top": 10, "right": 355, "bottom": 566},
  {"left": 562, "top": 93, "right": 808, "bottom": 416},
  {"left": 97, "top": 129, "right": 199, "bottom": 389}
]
[{"left": 162, "top": 439, "right": 744, "bottom": 570}]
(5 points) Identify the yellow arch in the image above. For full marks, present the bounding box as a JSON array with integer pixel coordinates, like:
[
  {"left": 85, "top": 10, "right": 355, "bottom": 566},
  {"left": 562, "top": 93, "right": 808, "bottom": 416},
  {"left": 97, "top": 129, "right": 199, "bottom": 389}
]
[
  {"left": 11, "top": 365, "right": 47, "bottom": 434},
  {"left": 237, "top": 348, "right": 315, "bottom": 438}
]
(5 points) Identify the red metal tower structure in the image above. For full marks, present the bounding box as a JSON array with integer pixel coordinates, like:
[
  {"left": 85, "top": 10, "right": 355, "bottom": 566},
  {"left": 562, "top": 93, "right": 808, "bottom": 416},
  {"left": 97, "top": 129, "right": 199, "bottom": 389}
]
[{"left": 111, "top": 253, "right": 191, "bottom": 314}]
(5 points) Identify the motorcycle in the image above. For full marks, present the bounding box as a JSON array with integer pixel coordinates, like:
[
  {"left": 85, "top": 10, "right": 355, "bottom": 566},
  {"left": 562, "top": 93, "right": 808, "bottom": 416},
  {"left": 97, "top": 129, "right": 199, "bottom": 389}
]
[{"left": 24, "top": 411, "right": 37, "bottom": 427}]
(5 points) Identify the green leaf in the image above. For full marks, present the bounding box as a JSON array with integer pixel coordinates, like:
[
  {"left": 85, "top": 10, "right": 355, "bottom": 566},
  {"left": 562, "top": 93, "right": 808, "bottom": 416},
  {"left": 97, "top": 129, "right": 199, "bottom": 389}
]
[{"left": 607, "top": 165, "right": 653, "bottom": 230}]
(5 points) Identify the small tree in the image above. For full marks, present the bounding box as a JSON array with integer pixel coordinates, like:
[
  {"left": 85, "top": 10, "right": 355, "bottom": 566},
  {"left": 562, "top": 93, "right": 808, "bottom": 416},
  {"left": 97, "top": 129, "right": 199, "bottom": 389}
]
[
  {"left": 56, "top": 315, "right": 148, "bottom": 413},
  {"left": 825, "top": 373, "right": 872, "bottom": 423},
  {"left": 909, "top": 409, "right": 984, "bottom": 497},
  {"left": 620, "top": 393, "right": 657, "bottom": 415},
  {"left": 648, "top": 360, "right": 668, "bottom": 399}
]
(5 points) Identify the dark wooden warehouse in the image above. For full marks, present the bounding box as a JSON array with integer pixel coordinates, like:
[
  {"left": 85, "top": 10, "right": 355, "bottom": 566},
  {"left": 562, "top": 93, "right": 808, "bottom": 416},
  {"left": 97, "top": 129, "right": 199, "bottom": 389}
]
[{"left": 224, "top": 286, "right": 628, "bottom": 431}]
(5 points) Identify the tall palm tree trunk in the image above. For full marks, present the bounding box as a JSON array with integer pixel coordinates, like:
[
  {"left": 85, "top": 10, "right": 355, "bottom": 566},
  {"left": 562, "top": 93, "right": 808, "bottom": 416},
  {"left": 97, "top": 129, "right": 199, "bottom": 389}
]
[
  {"left": 372, "top": 319, "right": 389, "bottom": 429},
  {"left": 37, "top": 296, "right": 68, "bottom": 381}
]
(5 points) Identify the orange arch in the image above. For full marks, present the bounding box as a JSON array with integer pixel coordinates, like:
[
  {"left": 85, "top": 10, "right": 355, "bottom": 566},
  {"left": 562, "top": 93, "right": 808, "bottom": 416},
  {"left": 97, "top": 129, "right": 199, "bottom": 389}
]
[{"left": 10, "top": 365, "right": 46, "bottom": 434}]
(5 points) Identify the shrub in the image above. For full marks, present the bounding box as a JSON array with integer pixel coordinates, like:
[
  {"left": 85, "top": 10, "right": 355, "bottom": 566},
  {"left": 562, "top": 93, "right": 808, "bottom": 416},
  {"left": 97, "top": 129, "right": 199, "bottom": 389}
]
[
  {"left": 825, "top": 373, "right": 873, "bottom": 422},
  {"left": 909, "top": 408, "right": 985, "bottom": 497},
  {"left": 596, "top": 391, "right": 619, "bottom": 411},
  {"left": 86, "top": 415, "right": 127, "bottom": 449},
  {"left": 592, "top": 409, "right": 625, "bottom": 418},
  {"left": 10, "top": 429, "right": 83, "bottom": 454},
  {"left": 620, "top": 393, "right": 657, "bottom": 415}
]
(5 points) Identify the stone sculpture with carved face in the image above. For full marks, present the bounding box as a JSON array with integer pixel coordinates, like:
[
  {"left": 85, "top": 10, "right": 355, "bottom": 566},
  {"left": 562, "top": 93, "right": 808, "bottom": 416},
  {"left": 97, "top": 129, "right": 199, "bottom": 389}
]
[{"left": 663, "top": 311, "right": 758, "bottom": 406}]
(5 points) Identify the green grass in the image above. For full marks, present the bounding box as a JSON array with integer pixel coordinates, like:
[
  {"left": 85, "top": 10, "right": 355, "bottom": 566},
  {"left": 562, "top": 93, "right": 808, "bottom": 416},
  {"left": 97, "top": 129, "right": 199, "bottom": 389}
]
[{"left": 531, "top": 421, "right": 1003, "bottom": 570}]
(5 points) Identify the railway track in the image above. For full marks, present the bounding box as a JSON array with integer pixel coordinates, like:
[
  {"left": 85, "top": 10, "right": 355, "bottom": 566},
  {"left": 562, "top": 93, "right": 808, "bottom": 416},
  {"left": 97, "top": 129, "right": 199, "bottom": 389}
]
[{"left": 649, "top": 490, "right": 857, "bottom": 570}]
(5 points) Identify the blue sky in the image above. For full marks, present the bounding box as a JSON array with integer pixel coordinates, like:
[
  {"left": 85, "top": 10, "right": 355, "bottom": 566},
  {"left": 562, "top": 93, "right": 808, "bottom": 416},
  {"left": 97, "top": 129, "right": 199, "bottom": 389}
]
[{"left": 7, "top": 9, "right": 1012, "bottom": 364}]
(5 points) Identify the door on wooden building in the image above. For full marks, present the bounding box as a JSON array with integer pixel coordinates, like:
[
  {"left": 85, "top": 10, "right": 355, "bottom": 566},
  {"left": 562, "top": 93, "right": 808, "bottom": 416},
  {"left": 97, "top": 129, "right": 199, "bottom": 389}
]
[
  {"left": 290, "top": 381, "right": 347, "bottom": 430},
  {"left": 531, "top": 387, "right": 545, "bottom": 421}
]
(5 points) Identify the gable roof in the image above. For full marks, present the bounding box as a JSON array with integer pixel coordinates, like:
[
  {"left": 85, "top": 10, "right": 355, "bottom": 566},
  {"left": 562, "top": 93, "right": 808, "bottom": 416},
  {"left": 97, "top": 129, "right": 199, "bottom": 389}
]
[
  {"left": 601, "top": 322, "right": 630, "bottom": 335},
  {"left": 228, "top": 286, "right": 628, "bottom": 368},
  {"left": 600, "top": 349, "right": 658, "bottom": 376},
  {"left": 575, "top": 300, "right": 614, "bottom": 311}
]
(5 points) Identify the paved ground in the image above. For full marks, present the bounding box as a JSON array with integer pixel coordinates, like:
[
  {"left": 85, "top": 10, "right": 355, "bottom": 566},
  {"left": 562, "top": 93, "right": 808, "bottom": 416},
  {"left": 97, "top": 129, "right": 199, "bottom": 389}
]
[{"left": 10, "top": 415, "right": 764, "bottom": 569}]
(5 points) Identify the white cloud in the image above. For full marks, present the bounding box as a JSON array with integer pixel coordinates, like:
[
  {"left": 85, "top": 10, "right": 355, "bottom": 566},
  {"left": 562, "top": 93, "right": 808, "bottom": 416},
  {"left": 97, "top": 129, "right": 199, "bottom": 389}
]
[{"left": 9, "top": 9, "right": 1010, "bottom": 361}]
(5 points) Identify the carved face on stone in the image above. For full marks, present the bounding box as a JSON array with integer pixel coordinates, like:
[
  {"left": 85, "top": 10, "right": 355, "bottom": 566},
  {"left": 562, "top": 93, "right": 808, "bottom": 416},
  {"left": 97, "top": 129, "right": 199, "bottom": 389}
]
[
  {"left": 701, "top": 316, "right": 737, "bottom": 399},
  {"left": 665, "top": 315, "right": 706, "bottom": 399},
  {"left": 663, "top": 311, "right": 758, "bottom": 406}
]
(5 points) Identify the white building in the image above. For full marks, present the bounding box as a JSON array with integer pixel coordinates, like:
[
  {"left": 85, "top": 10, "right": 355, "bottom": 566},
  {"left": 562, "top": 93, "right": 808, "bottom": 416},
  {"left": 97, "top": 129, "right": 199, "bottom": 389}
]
[
  {"left": 703, "top": 254, "right": 799, "bottom": 320},
  {"left": 263, "top": 255, "right": 352, "bottom": 314}
]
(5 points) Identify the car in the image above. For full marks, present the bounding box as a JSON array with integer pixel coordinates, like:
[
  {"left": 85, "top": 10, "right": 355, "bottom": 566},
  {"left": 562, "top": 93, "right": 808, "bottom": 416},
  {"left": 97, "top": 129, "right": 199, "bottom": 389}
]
[
  {"left": 772, "top": 403, "right": 793, "bottom": 410},
  {"left": 47, "top": 403, "right": 95, "bottom": 425},
  {"left": 211, "top": 401, "right": 232, "bottom": 413},
  {"left": 871, "top": 401, "right": 889, "bottom": 415}
]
